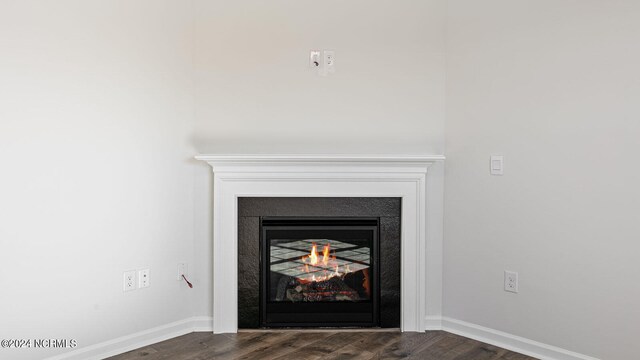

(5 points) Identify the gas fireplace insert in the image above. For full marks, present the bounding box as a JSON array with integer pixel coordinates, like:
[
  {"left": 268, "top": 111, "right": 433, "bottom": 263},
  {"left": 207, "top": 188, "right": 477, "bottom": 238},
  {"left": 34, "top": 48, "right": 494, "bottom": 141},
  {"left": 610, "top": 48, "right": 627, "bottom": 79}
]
[{"left": 260, "top": 217, "right": 380, "bottom": 327}]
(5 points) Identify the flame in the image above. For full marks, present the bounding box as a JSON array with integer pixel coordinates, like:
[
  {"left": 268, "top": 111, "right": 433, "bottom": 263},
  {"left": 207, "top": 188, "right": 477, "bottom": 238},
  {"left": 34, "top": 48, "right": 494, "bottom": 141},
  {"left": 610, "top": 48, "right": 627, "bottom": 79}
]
[
  {"left": 322, "top": 244, "right": 330, "bottom": 265},
  {"left": 308, "top": 244, "right": 318, "bottom": 265},
  {"left": 300, "top": 242, "right": 354, "bottom": 283},
  {"left": 301, "top": 243, "right": 330, "bottom": 267}
]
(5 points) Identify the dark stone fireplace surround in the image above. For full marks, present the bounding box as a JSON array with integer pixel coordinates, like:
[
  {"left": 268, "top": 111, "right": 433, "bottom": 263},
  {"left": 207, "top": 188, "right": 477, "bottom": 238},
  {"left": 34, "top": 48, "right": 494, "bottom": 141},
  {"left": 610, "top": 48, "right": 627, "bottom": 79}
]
[{"left": 238, "top": 197, "right": 401, "bottom": 328}]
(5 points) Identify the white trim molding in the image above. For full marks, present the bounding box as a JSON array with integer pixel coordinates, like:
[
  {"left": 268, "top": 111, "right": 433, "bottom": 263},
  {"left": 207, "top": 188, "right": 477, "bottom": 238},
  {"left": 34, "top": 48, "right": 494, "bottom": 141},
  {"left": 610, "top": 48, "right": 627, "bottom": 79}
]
[
  {"left": 427, "top": 317, "right": 600, "bottom": 360},
  {"left": 196, "top": 154, "right": 446, "bottom": 333},
  {"left": 45, "top": 317, "right": 214, "bottom": 360}
]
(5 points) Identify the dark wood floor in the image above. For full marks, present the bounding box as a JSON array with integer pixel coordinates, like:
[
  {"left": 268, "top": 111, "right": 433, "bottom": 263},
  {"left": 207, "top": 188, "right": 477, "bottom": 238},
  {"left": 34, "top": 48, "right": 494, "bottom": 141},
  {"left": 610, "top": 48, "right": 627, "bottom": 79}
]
[{"left": 108, "top": 330, "right": 537, "bottom": 360}]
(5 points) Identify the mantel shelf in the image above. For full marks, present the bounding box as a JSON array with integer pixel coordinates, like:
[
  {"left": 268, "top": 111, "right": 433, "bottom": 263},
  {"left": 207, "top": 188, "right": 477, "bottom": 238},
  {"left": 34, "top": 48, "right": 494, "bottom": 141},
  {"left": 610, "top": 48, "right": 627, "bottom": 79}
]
[{"left": 195, "top": 154, "right": 446, "bottom": 163}]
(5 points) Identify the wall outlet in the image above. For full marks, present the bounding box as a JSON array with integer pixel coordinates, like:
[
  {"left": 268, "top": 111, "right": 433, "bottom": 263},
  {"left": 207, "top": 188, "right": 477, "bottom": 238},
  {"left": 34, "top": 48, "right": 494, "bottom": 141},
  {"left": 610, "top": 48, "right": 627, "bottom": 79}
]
[
  {"left": 123, "top": 270, "right": 136, "bottom": 292},
  {"left": 309, "top": 50, "right": 321, "bottom": 68},
  {"left": 504, "top": 270, "right": 518, "bottom": 293},
  {"left": 177, "top": 263, "right": 187, "bottom": 281},
  {"left": 138, "top": 269, "right": 150, "bottom": 288},
  {"left": 323, "top": 50, "right": 335, "bottom": 74}
]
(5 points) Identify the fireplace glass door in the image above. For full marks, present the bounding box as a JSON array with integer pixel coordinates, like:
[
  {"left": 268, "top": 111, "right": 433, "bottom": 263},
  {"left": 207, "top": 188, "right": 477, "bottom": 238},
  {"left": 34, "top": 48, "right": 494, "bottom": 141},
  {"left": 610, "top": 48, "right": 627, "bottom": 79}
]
[{"left": 260, "top": 218, "right": 379, "bottom": 327}]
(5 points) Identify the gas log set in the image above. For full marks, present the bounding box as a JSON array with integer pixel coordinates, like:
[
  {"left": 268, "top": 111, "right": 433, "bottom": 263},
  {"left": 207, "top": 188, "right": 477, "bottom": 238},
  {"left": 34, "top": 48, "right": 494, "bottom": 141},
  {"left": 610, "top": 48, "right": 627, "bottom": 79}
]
[
  {"left": 259, "top": 217, "right": 381, "bottom": 327},
  {"left": 272, "top": 242, "right": 371, "bottom": 302}
]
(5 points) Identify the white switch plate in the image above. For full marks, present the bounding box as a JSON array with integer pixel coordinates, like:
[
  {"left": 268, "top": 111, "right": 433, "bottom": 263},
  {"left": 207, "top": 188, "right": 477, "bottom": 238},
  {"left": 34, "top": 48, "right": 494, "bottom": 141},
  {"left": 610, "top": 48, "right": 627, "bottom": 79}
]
[
  {"left": 123, "top": 270, "right": 136, "bottom": 292},
  {"left": 490, "top": 155, "right": 504, "bottom": 175},
  {"left": 138, "top": 269, "right": 150, "bottom": 288},
  {"left": 177, "top": 263, "right": 187, "bottom": 281},
  {"left": 504, "top": 270, "right": 518, "bottom": 293}
]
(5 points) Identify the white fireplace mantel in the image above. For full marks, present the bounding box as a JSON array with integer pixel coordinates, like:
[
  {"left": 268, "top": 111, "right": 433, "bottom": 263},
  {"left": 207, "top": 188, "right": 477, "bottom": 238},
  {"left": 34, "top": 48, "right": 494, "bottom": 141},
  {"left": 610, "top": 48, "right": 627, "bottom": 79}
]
[{"left": 196, "top": 154, "right": 445, "bottom": 333}]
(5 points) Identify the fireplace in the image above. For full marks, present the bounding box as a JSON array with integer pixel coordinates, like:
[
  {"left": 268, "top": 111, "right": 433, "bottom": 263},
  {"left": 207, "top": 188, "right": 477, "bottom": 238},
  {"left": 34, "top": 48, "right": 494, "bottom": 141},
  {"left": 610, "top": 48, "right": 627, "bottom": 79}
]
[
  {"left": 196, "top": 154, "right": 445, "bottom": 333},
  {"left": 260, "top": 217, "right": 379, "bottom": 327}
]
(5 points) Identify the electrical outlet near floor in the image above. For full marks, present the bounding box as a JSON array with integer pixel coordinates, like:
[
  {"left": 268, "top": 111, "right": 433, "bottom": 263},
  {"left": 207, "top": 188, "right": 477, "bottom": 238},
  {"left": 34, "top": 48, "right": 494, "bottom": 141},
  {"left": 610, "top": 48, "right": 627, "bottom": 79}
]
[
  {"left": 124, "top": 270, "right": 136, "bottom": 292},
  {"left": 138, "top": 269, "right": 150, "bottom": 288},
  {"left": 504, "top": 270, "right": 519, "bottom": 293}
]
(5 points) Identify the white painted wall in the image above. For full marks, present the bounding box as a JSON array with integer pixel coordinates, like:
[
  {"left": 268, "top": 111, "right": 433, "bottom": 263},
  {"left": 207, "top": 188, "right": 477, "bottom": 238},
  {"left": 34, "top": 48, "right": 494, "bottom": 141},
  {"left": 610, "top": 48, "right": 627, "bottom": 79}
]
[
  {"left": 192, "top": 0, "right": 447, "bottom": 318},
  {"left": 445, "top": 1, "right": 640, "bottom": 359},
  {"left": 193, "top": 0, "right": 446, "bottom": 155},
  {"left": 0, "top": 1, "right": 196, "bottom": 359}
]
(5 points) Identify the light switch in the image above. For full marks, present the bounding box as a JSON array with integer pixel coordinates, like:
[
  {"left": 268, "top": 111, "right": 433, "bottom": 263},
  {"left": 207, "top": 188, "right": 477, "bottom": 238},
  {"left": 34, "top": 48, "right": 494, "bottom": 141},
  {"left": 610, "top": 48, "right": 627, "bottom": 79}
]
[{"left": 490, "top": 155, "right": 504, "bottom": 175}]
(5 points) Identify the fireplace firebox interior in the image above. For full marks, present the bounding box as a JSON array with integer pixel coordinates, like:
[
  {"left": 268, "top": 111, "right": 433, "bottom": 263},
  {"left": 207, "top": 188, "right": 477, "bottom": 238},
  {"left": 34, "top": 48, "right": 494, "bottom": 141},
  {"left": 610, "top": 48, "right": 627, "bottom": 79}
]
[{"left": 261, "top": 218, "right": 379, "bottom": 327}]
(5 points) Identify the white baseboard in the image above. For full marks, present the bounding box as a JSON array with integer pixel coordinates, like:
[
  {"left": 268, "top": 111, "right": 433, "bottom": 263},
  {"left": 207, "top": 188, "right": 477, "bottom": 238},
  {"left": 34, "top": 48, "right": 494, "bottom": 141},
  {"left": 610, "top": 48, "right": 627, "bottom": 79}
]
[
  {"left": 425, "top": 316, "right": 599, "bottom": 360},
  {"left": 191, "top": 316, "right": 215, "bottom": 332},
  {"left": 45, "top": 315, "right": 598, "bottom": 360},
  {"left": 45, "top": 316, "right": 214, "bottom": 360},
  {"left": 424, "top": 315, "right": 443, "bottom": 330}
]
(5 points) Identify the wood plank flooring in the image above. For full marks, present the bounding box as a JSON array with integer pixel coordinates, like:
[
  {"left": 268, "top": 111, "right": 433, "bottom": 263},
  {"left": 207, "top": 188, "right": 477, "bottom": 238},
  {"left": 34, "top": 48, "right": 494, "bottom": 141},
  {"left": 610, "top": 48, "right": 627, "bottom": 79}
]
[{"left": 108, "top": 330, "right": 537, "bottom": 360}]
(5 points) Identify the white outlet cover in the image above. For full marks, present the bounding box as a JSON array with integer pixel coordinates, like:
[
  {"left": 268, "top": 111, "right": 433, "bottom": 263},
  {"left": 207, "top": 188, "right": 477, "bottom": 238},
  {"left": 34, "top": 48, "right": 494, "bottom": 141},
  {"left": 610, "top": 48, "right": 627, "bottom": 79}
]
[
  {"left": 504, "top": 270, "right": 519, "bottom": 293},
  {"left": 123, "top": 270, "right": 136, "bottom": 292},
  {"left": 309, "top": 50, "right": 321, "bottom": 68},
  {"left": 138, "top": 269, "right": 150, "bottom": 288},
  {"left": 323, "top": 50, "right": 335, "bottom": 73}
]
